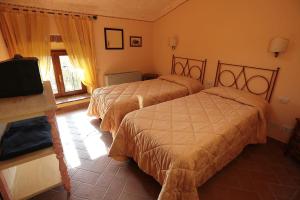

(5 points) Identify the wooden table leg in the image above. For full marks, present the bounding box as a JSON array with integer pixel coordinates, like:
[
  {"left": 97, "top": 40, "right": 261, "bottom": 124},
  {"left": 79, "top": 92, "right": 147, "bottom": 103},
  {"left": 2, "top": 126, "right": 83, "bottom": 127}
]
[
  {"left": 0, "top": 172, "right": 12, "bottom": 200},
  {"left": 46, "top": 111, "right": 71, "bottom": 194}
]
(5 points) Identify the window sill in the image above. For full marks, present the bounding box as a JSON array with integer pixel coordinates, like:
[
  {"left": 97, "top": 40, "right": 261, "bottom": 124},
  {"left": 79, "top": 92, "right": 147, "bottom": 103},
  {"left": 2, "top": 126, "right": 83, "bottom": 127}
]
[{"left": 56, "top": 93, "right": 90, "bottom": 105}]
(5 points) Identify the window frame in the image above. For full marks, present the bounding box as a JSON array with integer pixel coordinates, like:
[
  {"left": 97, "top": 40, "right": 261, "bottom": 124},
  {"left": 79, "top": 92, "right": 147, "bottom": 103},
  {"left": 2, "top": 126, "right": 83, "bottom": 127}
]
[{"left": 51, "top": 50, "right": 87, "bottom": 98}]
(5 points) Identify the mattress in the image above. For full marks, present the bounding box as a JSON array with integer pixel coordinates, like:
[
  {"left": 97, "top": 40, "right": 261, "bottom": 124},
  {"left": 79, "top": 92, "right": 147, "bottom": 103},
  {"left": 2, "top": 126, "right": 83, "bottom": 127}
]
[
  {"left": 109, "top": 87, "right": 268, "bottom": 200},
  {"left": 88, "top": 75, "right": 203, "bottom": 134}
]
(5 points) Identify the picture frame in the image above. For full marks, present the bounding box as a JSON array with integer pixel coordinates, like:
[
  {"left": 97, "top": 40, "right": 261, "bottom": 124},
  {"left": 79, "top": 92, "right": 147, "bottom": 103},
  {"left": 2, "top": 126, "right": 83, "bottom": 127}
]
[
  {"left": 104, "top": 28, "right": 124, "bottom": 50},
  {"left": 130, "top": 36, "right": 142, "bottom": 47}
]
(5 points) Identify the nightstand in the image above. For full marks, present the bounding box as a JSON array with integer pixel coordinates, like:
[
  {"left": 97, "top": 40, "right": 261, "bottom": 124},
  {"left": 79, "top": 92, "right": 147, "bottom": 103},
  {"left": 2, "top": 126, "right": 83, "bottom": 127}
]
[
  {"left": 286, "top": 118, "right": 300, "bottom": 161},
  {"left": 142, "top": 73, "right": 159, "bottom": 81}
]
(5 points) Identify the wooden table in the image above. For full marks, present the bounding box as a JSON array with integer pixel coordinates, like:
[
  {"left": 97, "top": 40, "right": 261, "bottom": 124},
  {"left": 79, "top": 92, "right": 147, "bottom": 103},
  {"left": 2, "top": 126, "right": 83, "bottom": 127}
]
[{"left": 0, "top": 82, "right": 70, "bottom": 200}]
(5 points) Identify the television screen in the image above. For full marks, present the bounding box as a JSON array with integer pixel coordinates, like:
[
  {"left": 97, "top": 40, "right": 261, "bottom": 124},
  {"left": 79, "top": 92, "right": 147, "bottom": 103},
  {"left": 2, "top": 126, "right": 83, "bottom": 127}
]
[{"left": 0, "top": 55, "right": 43, "bottom": 98}]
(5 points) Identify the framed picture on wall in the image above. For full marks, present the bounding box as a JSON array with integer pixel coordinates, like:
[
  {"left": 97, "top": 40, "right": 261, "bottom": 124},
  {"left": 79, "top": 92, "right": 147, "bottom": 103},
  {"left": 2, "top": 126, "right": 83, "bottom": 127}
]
[
  {"left": 130, "top": 36, "right": 142, "bottom": 47},
  {"left": 104, "top": 28, "right": 124, "bottom": 50}
]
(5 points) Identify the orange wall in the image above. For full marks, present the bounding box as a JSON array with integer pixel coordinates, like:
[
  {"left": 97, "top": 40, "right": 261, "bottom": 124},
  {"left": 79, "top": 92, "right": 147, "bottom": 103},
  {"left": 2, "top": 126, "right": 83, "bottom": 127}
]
[
  {"left": 93, "top": 16, "right": 153, "bottom": 86},
  {"left": 153, "top": 0, "right": 300, "bottom": 142}
]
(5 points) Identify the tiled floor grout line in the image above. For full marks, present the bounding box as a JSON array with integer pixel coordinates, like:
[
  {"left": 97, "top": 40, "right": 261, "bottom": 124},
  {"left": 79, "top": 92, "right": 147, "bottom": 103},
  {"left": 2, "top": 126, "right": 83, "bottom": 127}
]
[{"left": 115, "top": 173, "right": 128, "bottom": 200}]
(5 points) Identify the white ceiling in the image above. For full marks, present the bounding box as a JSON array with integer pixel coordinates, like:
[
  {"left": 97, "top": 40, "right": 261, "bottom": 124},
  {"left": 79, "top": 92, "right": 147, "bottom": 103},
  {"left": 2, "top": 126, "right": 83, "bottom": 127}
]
[{"left": 0, "top": 0, "right": 188, "bottom": 21}]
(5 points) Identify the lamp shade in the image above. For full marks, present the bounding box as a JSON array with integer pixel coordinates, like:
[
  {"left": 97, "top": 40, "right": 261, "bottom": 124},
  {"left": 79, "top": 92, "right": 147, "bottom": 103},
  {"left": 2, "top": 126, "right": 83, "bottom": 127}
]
[
  {"left": 269, "top": 37, "right": 289, "bottom": 53},
  {"left": 168, "top": 37, "right": 178, "bottom": 49}
]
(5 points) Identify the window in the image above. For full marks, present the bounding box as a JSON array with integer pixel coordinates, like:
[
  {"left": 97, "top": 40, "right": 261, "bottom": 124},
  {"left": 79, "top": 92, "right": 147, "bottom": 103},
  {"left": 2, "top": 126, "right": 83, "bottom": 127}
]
[{"left": 49, "top": 50, "right": 86, "bottom": 97}]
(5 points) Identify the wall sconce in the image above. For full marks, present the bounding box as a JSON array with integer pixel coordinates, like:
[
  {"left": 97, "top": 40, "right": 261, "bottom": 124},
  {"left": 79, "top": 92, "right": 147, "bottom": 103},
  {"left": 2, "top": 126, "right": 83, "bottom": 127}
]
[
  {"left": 168, "top": 37, "right": 178, "bottom": 50},
  {"left": 269, "top": 37, "right": 289, "bottom": 57}
]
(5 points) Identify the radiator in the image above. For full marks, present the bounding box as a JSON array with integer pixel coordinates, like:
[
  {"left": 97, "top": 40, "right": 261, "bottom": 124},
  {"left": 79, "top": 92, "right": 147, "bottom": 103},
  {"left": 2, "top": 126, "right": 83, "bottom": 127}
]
[{"left": 104, "top": 71, "right": 142, "bottom": 86}]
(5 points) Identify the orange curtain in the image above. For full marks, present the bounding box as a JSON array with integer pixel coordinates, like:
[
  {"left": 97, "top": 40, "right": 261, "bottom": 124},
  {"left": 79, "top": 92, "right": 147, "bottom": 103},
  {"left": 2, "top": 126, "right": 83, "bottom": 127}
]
[
  {"left": 0, "top": 9, "right": 51, "bottom": 80},
  {"left": 55, "top": 15, "right": 98, "bottom": 90}
]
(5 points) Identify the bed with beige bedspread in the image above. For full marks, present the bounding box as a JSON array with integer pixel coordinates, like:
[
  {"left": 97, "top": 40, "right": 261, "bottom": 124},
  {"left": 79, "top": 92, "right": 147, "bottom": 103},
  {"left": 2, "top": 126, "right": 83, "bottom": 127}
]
[
  {"left": 88, "top": 75, "right": 203, "bottom": 134},
  {"left": 109, "top": 87, "right": 269, "bottom": 200}
]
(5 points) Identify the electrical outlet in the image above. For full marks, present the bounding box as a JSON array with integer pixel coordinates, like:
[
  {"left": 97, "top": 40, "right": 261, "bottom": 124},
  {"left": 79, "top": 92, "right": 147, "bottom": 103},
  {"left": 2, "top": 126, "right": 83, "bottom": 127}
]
[
  {"left": 268, "top": 122, "right": 293, "bottom": 135},
  {"left": 280, "top": 125, "right": 293, "bottom": 134},
  {"left": 205, "top": 81, "right": 214, "bottom": 88},
  {"left": 278, "top": 96, "right": 290, "bottom": 104}
]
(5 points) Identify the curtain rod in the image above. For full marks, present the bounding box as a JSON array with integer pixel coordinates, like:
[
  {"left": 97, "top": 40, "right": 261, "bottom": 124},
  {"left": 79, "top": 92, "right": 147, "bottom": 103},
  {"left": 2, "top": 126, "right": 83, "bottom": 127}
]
[{"left": 0, "top": 2, "right": 98, "bottom": 20}]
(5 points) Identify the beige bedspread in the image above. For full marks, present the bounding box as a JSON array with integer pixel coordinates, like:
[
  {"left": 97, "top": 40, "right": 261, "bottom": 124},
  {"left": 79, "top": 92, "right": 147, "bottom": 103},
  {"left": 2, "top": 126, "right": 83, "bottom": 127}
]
[
  {"left": 87, "top": 75, "right": 203, "bottom": 134},
  {"left": 109, "top": 87, "right": 268, "bottom": 200}
]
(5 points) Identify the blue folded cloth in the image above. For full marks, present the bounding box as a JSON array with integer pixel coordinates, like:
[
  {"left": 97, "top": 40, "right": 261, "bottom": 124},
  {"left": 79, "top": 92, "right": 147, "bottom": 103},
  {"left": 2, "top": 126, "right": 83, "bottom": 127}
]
[{"left": 0, "top": 116, "right": 53, "bottom": 161}]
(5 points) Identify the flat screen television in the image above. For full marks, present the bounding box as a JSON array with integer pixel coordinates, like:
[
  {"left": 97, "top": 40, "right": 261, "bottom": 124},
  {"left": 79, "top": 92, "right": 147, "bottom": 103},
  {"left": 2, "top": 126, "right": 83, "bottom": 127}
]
[{"left": 0, "top": 55, "right": 43, "bottom": 98}]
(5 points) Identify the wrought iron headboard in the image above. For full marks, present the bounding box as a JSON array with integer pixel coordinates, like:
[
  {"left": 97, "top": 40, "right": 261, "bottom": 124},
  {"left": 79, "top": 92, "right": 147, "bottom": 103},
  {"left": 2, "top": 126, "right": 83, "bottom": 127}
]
[
  {"left": 214, "top": 61, "right": 280, "bottom": 102},
  {"left": 171, "top": 55, "right": 207, "bottom": 84}
]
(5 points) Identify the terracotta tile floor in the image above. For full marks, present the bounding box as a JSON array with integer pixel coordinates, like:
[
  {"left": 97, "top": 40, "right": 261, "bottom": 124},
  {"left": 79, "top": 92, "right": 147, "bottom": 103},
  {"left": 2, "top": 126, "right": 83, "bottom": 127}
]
[{"left": 31, "top": 108, "right": 300, "bottom": 200}]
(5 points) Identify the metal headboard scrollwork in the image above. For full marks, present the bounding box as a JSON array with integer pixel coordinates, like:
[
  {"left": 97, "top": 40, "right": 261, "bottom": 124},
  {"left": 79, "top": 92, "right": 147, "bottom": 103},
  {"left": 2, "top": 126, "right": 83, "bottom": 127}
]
[
  {"left": 171, "top": 55, "right": 207, "bottom": 84},
  {"left": 214, "top": 61, "right": 280, "bottom": 102}
]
